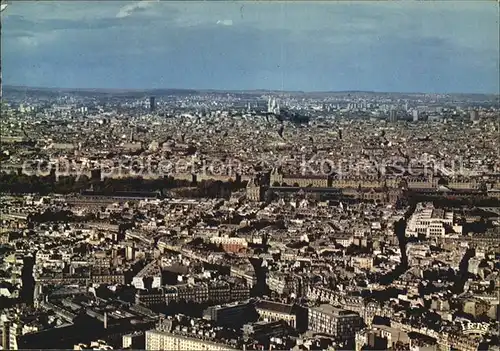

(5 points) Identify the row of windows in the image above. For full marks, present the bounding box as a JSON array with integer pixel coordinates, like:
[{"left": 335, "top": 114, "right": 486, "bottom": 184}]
[{"left": 147, "top": 336, "right": 231, "bottom": 351}]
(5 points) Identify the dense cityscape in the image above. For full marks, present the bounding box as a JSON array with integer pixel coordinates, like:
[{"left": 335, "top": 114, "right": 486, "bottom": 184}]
[
  {"left": 1, "top": 0, "right": 499, "bottom": 351},
  {"left": 0, "top": 86, "right": 498, "bottom": 351}
]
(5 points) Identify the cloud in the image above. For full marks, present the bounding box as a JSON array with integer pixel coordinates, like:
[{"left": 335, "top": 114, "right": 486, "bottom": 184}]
[
  {"left": 216, "top": 19, "right": 233, "bottom": 26},
  {"left": 2, "top": 1, "right": 498, "bottom": 93},
  {"left": 116, "top": 0, "right": 157, "bottom": 19},
  {"left": 18, "top": 36, "right": 39, "bottom": 47}
]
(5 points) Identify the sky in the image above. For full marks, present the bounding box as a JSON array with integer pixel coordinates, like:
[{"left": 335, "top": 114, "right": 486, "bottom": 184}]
[{"left": 2, "top": 1, "right": 499, "bottom": 93}]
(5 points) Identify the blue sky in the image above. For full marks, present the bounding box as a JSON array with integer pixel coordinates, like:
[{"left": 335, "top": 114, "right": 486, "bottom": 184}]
[{"left": 2, "top": 1, "right": 499, "bottom": 93}]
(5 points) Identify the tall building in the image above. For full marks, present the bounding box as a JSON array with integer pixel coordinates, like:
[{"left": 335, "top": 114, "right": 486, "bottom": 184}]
[
  {"left": 412, "top": 109, "right": 419, "bottom": 122},
  {"left": 125, "top": 245, "right": 135, "bottom": 261},
  {"left": 389, "top": 109, "right": 397, "bottom": 122},
  {"left": 267, "top": 97, "right": 280, "bottom": 115},
  {"left": 308, "top": 305, "right": 363, "bottom": 340},
  {"left": 2, "top": 320, "right": 21, "bottom": 350},
  {"left": 149, "top": 96, "right": 156, "bottom": 113},
  {"left": 2, "top": 321, "right": 10, "bottom": 350},
  {"left": 469, "top": 110, "right": 479, "bottom": 121}
]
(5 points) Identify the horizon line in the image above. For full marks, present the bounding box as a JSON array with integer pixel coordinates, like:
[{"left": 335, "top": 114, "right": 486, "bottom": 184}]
[{"left": 3, "top": 84, "right": 499, "bottom": 96}]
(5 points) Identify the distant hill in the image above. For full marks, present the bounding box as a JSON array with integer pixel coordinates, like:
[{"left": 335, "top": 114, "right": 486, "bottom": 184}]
[
  {"left": 4, "top": 85, "right": 200, "bottom": 96},
  {"left": 4, "top": 85, "right": 302, "bottom": 96},
  {"left": 3, "top": 85, "right": 497, "bottom": 100}
]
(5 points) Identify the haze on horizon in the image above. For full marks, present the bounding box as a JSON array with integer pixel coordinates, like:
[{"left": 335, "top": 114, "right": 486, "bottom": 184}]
[{"left": 2, "top": 1, "right": 499, "bottom": 94}]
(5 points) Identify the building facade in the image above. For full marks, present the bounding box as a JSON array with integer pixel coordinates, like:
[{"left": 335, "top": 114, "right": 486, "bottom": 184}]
[
  {"left": 308, "top": 304, "right": 364, "bottom": 340},
  {"left": 145, "top": 330, "right": 238, "bottom": 351}
]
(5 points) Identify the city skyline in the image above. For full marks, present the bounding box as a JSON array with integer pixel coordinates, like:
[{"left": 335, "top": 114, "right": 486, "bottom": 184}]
[
  {"left": 2, "top": 1, "right": 500, "bottom": 94},
  {"left": 1, "top": 4, "right": 499, "bottom": 347}
]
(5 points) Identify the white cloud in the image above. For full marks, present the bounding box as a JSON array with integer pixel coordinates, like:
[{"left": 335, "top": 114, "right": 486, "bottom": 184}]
[
  {"left": 13, "top": 32, "right": 59, "bottom": 50},
  {"left": 216, "top": 19, "right": 233, "bottom": 26},
  {"left": 4, "top": 1, "right": 119, "bottom": 21},
  {"left": 116, "top": 0, "right": 157, "bottom": 19},
  {"left": 19, "top": 36, "right": 38, "bottom": 47}
]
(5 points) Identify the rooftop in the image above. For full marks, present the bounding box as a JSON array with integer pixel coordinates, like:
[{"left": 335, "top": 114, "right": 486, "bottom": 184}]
[
  {"left": 255, "top": 300, "right": 297, "bottom": 315},
  {"left": 309, "top": 304, "right": 359, "bottom": 317}
]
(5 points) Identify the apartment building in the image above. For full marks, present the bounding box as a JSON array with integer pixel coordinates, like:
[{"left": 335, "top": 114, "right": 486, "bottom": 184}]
[
  {"left": 308, "top": 304, "right": 363, "bottom": 340},
  {"left": 406, "top": 203, "right": 462, "bottom": 238},
  {"left": 145, "top": 330, "right": 238, "bottom": 351}
]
